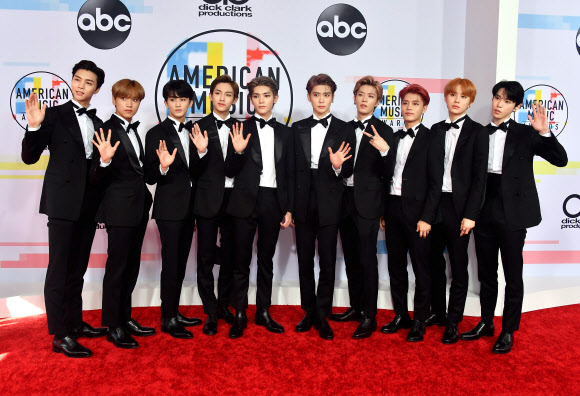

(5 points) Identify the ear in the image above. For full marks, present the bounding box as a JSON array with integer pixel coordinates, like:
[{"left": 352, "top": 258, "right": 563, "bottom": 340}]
[
  {"left": 422, "top": 105, "right": 429, "bottom": 114},
  {"left": 514, "top": 104, "right": 522, "bottom": 111},
  {"left": 94, "top": 87, "right": 101, "bottom": 95},
  {"left": 164, "top": 100, "right": 169, "bottom": 109},
  {"left": 307, "top": 93, "right": 312, "bottom": 104},
  {"left": 232, "top": 96, "right": 239, "bottom": 105},
  {"left": 273, "top": 94, "right": 279, "bottom": 104}
]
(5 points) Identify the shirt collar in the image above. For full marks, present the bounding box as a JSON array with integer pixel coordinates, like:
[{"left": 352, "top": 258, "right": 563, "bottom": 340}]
[
  {"left": 213, "top": 112, "right": 231, "bottom": 122},
  {"left": 71, "top": 99, "right": 91, "bottom": 111},
  {"left": 113, "top": 113, "right": 129, "bottom": 128},
  {"left": 354, "top": 114, "right": 373, "bottom": 124},
  {"left": 445, "top": 114, "right": 466, "bottom": 126},
  {"left": 313, "top": 112, "right": 331, "bottom": 121},
  {"left": 255, "top": 114, "right": 273, "bottom": 121},
  {"left": 167, "top": 115, "right": 186, "bottom": 132}
]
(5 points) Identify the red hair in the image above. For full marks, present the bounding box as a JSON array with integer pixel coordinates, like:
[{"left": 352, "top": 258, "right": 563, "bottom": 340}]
[{"left": 399, "top": 84, "right": 430, "bottom": 105}]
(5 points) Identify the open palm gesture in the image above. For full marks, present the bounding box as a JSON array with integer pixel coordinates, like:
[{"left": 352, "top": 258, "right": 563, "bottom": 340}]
[
  {"left": 229, "top": 122, "right": 250, "bottom": 154},
  {"left": 156, "top": 140, "right": 177, "bottom": 171},
  {"left": 25, "top": 93, "right": 46, "bottom": 128},
  {"left": 328, "top": 142, "right": 352, "bottom": 169},
  {"left": 189, "top": 123, "right": 209, "bottom": 154},
  {"left": 92, "top": 128, "right": 120, "bottom": 164},
  {"left": 528, "top": 102, "right": 550, "bottom": 134}
]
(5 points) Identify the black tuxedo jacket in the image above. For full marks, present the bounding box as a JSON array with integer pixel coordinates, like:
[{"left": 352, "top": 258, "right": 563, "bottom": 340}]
[
  {"left": 91, "top": 115, "right": 152, "bottom": 227},
  {"left": 192, "top": 114, "right": 243, "bottom": 218},
  {"left": 486, "top": 122, "right": 567, "bottom": 230},
  {"left": 384, "top": 124, "right": 445, "bottom": 225},
  {"left": 144, "top": 118, "right": 196, "bottom": 221},
  {"left": 430, "top": 115, "right": 489, "bottom": 221},
  {"left": 293, "top": 115, "right": 356, "bottom": 226},
  {"left": 21, "top": 100, "right": 103, "bottom": 221},
  {"left": 225, "top": 117, "right": 295, "bottom": 219},
  {"left": 347, "top": 116, "right": 394, "bottom": 219}
]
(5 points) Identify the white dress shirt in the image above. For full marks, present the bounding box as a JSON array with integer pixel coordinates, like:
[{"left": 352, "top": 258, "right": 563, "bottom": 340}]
[
  {"left": 310, "top": 113, "right": 332, "bottom": 169},
  {"left": 390, "top": 124, "right": 421, "bottom": 196},
  {"left": 442, "top": 116, "right": 466, "bottom": 192},
  {"left": 214, "top": 113, "right": 235, "bottom": 188},
  {"left": 255, "top": 115, "right": 277, "bottom": 188}
]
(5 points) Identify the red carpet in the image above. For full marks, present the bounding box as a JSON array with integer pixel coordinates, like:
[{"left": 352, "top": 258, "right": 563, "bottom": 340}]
[{"left": 1, "top": 305, "right": 579, "bottom": 395}]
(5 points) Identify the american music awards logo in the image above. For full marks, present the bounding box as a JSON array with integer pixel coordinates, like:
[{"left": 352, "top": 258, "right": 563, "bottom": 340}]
[
  {"left": 373, "top": 79, "right": 410, "bottom": 129},
  {"left": 155, "top": 29, "right": 293, "bottom": 124},
  {"left": 10, "top": 71, "right": 72, "bottom": 129},
  {"left": 514, "top": 84, "right": 568, "bottom": 136}
]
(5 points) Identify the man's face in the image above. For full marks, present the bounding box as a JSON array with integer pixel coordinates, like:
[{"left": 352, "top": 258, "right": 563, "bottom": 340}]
[
  {"left": 307, "top": 85, "right": 334, "bottom": 118},
  {"left": 492, "top": 88, "right": 520, "bottom": 121},
  {"left": 250, "top": 85, "right": 278, "bottom": 118},
  {"left": 354, "top": 84, "right": 380, "bottom": 118},
  {"left": 113, "top": 95, "right": 141, "bottom": 122},
  {"left": 164, "top": 96, "right": 193, "bottom": 121},
  {"left": 71, "top": 69, "right": 100, "bottom": 103},
  {"left": 401, "top": 93, "right": 427, "bottom": 125},
  {"left": 445, "top": 85, "right": 471, "bottom": 117},
  {"left": 210, "top": 82, "right": 238, "bottom": 115}
]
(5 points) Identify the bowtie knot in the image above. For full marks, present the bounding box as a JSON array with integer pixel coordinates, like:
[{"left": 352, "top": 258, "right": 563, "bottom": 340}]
[
  {"left": 127, "top": 121, "right": 140, "bottom": 132},
  {"left": 258, "top": 117, "right": 277, "bottom": 129},
  {"left": 399, "top": 128, "right": 415, "bottom": 139},
  {"left": 350, "top": 119, "right": 369, "bottom": 131},
  {"left": 310, "top": 114, "right": 331, "bottom": 128},
  {"left": 488, "top": 121, "right": 509, "bottom": 135},
  {"left": 75, "top": 106, "right": 97, "bottom": 120},
  {"left": 216, "top": 118, "right": 235, "bottom": 130},
  {"left": 176, "top": 120, "right": 193, "bottom": 132}
]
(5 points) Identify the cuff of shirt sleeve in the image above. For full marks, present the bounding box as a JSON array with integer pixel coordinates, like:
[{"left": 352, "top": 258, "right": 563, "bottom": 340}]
[
  {"left": 540, "top": 131, "right": 552, "bottom": 137},
  {"left": 160, "top": 165, "right": 169, "bottom": 175},
  {"left": 380, "top": 148, "right": 389, "bottom": 157},
  {"left": 99, "top": 158, "right": 111, "bottom": 167},
  {"left": 27, "top": 125, "right": 41, "bottom": 132},
  {"left": 198, "top": 149, "right": 208, "bottom": 159}
]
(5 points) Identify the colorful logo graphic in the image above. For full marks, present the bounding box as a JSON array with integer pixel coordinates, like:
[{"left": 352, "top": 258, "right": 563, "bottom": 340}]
[
  {"left": 155, "top": 29, "right": 293, "bottom": 124},
  {"left": 199, "top": 0, "right": 252, "bottom": 17},
  {"left": 373, "top": 79, "right": 410, "bottom": 129},
  {"left": 316, "top": 3, "right": 367, "bottom": 56},
  {"left": 77, "top": 0, "right": 132, "bottom": 49},
  {"left": 10, "top": 72, "right": 72, "bottom": 129},
  {"left": 515, "top": 84, "right": 568, "bottom": 135}
]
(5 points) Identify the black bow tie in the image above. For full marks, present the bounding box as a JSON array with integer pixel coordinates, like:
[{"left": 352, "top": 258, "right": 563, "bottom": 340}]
[
  {"left": 488, "top": 121, "right": 509, "bottom": 135},
  {"left": 216, "top": 118, "right": 235, "bottom": 130},
  {"left": 126, "top": 121, "right": 140, "bottom": 132},
  {"left": 175, "top": 120, "right": 192, "bottom": 132},
  {"left": 73, "top": 105, "right": 97, "bottom": 120},
  {"left": 350, "top": 119, "right": 369, "bottom": 131},
  {"left": 310, "top": 114, "right": 331, "bottom": 128},
  {"left": 399, "top": 127, "right": 415, "bottom": 139},
  {"left": 257, "top": 117, "right": 277, "bottom": 129},
  {"left": 443, "top": 115, "right": 467, "bottom": 131}
]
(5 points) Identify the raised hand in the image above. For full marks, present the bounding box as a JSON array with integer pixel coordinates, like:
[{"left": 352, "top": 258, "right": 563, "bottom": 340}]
[
  {"left": 25, "top": 93, "right": 46, "bottom": 128},
  {"left": 156, "top": 140, "right": 177, "bottom": 171},
  {"left": 363, "top": 125, "right": 390, "bottom": 153},
  {"left": 328, "top": 142, "right": 352, "bottom": 170},
  {"left": 459, "top": 218, "right": 475, "bottom": 237},
  {"left": 528, "top": 102, "right": 550, "bottom": 134},
  {"left": 92, "top": 128, "right": 120, "bottom": 164},
  {"left": 280, "top": 212, "right": 292, "bottom": 228},
  {"left": 416, "top": 220, "right": 431, "bottom": 238},
  {"left": 229, "top": 122, "right": 250, "bottom": 154},
  {"left": 189, "top": 123, "right": 209, "bottom": 154}
]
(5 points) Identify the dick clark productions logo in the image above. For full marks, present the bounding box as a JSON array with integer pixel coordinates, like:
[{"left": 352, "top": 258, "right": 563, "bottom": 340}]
[
  {"left": 77, "top": 0, "right": 132, "bottom": 49},
  {"left": 316, "top": 3, "right": 367, "bottom": 56},
  {"left": 199, "top": 0, "right": 252, "bottom": 17}
]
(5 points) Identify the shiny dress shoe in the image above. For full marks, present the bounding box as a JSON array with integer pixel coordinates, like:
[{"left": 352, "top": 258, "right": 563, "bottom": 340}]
[
  {"left": 492, "top": 332, "right": 513, "bottom": 354},
  {"left": 425, "top": 313, "right": 448, "bottom": 327},
  {"left": 52, "top": 336, "right": 92, "bottom": 358},
  {"left": 442, "top": 324, "right": 459, "bottom": 344},
  {"left": 203, "top": 314, "right": 218, "bottom": 336},
  {"left": 228, "top": 310, "right": 248, "bottom": 339},
  {"left": 161, "top": 317, "right": 193, "bottom": 339},
  {"left": 380, "top": 315, "right": 413, "bottom": 334},
  {"left": 318, "top": 318, "right": 334, "bottom": 340},
  {"left": 70, "top": 321, "right": 107, "bottom": 339},
  {"left": 352, "top": 316, "right": 377, "bottom": 339},
  {"left": 107, "top": 326, "right": 139, "bottom": 349},
  {"left": 328, "top": 307, "right": 363, "bottom": 323},
  {"left": 295, "top": 312, "right": 315, "bottom": 333},
  {"left": 126, "top": 318, "right": 156, "bottom": 337},
  {"left": 255, "top": 309, "right": 285, "bottom": 334},
  {"left": 406, "top": 320, "right": 426, "bottom": 342},
  {"left": 460, "top": 321, "right": 495, "bottom": 341},
  {"left": 177, "top": 312, "right": 202, "bottom": 327},
  {"left": 217, "top": 304, "right": 235, "bottom": 325}
]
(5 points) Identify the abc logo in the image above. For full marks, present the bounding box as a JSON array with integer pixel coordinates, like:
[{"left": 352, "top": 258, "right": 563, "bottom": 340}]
[
  {"left": 203, "top": 0, "right": 249, "bottom": 4},
  {"left": 563, "top": 194, "right": 580, "bottom": 218},
  {"left": 77, "top": 0, "right": 131, "bottom": 50},
  {"left": 316, "top": 3, "right": 367, "bottom": 56}
]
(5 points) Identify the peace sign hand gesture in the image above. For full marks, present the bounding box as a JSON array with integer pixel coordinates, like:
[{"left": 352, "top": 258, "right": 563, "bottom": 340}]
[{"left": 363, "top": 125, "right": 390, "bottom": 153}]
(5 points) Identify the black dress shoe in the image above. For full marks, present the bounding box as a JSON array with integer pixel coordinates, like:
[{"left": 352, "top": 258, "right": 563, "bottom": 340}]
[
  {"left": 228, "top": 310, "right": 247, "bottom": 339},
  {"left": 380, "top": 315, "right": 413, "bottom": 334},
  {"left": 126, "top": 318, "right": 156, "bottom": 337},
  {"left": 70, "top": 321, "right": 107, "bottom": 339},
  {"left": 406, "top": 320, "right": 426, "bottom": 342},
  {"left": 203, "top": 314, "right": 218, "bottom": 336},
  {"left": 492, "top": 332, "right": 513, "bottom": 354},
  {"left": 161, "top": 317, "right": 193, "bottom": 339},
  {"left": 442, "top": 324, "right": 459, "bottom": 344},
  {"left": 460, "top": 321, "right": 495, "bottom": 341},
  {"left": 107, "top": 327, "right": 139, "bottom": 349},
  {"left": 295, "top": 312, "right": 315, "bottom": 333},
  {"left": 318, "top": 318, "right": 334, "bottom": 340},
  {"left": 177, "top": 312, "right": 202, "bottom": 327},
  {"left": 328, "top": 307, "right": 363, "bottom": 323},
  {"left": 425, "top": 313, "right": 448, "bottom": 327},
  {"left": 255, "top": 309, "right": 285, "bottom": 334},
  {"left": 217, "top": 304, "right": 235, "bottom": 325},
  {"left": 352, "top": 316, "right": 377, "bottom": 339},
  {"left": 52, "top": 336, "right": 92, "bottom": 358}
]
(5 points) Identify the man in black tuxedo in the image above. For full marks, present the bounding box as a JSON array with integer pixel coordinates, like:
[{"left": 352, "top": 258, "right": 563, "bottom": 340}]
[
  {"left": 91, "top": 79, "right": 154, "bottom": 349},
  {"left": 329, "top": 76, "right": 393, "bottom": 339},
  {"left": 427, "top": 78, "right": 489, "bottom": 344},
  {"left": 21, "top": 60, "right": 107, "bottom": 358},
  {"left": 380, "top": 84, "right": 445, "bottom": 342},
  {"left": 462, "top": 81, "right": 567, "bottom": 354},
  {"left": 144, "top": 80, "right": 209, "bottom": 339},
  {"left": 193, "top": 75, "right": 240, "bottom": 335},
  {"left": 226, "top": 77, "right": 294, "bottom": 339},
  {"left": 293, "top": 74, "right": 355, "bottom": 340}
]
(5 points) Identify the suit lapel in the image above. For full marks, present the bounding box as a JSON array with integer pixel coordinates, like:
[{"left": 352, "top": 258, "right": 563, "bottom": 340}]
[
  {"left": 318, "top": 116, "right": 338, "bottom": 165},
  {"left": 274, "top": 123, "right": 283, "bottom": 166},
  {"left": 248, "top": 119, "right": 263, "bottom": 168},
  {"left": 502, "top": 122, "right": 517, "bottom": 170},
  {"left": 111, "top": 116, "right": 142, "bottom": 175},
  {"left": 454, "top": 116, "right": 471, "bottom": 152},
  {"left": 62, "top": 101, "right": 85, "bottom": 152},
  {"left": 163, "top": 119, "right": 187, "bottom": 167},
  {"left": 406, "top": 124, "right": 425, "bottom": 162},
  {"left": 299, "top": 118, "right": 312, "bottom": 166},
  {"left": 205, "top": 114, "right": 225, "bottom": 159}
]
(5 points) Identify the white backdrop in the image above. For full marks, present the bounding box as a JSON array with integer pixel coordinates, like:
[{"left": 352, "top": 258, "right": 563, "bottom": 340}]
[{"left": 1, "top": 0, "right": 578, "bottom": 318}]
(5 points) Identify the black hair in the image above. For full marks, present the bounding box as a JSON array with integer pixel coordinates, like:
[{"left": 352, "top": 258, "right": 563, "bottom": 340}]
[
  {"left": 492, "top": 80, "right": 524, "bottom": 106},
  {"left": 72, "top": 60, "right": 105, "bottom": 89},
  {"left": 162, "top": 79, "right": 194, "bottom": 101}
]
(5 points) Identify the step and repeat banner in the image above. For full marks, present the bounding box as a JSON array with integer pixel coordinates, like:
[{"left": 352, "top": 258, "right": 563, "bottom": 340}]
[{"left": 0, "top": 0, "right": 578, "bottom": 314}]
